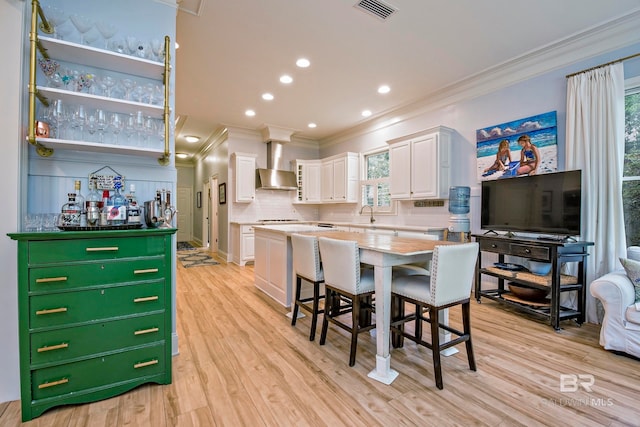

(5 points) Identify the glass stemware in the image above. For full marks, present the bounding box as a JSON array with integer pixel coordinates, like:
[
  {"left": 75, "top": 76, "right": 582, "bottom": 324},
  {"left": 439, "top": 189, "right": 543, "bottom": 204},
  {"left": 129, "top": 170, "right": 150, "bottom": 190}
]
[
  {"left": 150, "top": 39, "right": 164, "bottom": 62},
  {"left": 70, "top": 105, "right": 86, "bottom": 140},
  {"left": 69, "top": 14, "right": 93, "bottom": 44},
  {"left": 110, "top": 113, "right": 124, "bottom": 144},
  {"left": 95, "top": 21, "right": 118, "bottom": 49},
  {"left": 121, "top": 78, "right": 136, "bottom": 100},
  {"left": 83, "top": 29, "right": 100, "bottom": 47},
  {"left": 42, "top": 6, "right": 68, "bottom": 39},
  {"left": 102, "top": 76, "right": 116, "bottom": 98},
  {"left": 96, "top": 109, "right": 108, "bottom": 143}
]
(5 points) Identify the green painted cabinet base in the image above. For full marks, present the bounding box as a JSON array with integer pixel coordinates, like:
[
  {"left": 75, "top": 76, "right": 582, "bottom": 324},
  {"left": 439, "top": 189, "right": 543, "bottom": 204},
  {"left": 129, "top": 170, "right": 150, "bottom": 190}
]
[{"left": 8, "top": 228, "right": 177, "bottom": 422}]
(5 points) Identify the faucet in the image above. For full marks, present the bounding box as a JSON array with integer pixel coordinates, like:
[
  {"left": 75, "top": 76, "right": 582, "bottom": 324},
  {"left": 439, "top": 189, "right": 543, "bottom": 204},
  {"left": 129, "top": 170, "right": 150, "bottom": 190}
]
[{"left": 359, "top": 205, "right": 376, "bottom": 223}]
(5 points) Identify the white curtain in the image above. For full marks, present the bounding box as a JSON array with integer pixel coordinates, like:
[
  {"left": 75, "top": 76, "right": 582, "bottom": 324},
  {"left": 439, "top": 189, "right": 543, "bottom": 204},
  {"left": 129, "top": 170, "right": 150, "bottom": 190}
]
[{"left": 565, "top": 62, "right": 627, "bottom": 323}]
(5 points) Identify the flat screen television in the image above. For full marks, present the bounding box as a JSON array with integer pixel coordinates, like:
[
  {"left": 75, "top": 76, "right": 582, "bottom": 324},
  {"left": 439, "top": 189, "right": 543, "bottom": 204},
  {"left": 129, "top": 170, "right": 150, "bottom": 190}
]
[{"left": 480, "top": 170, "right": 582, "bottom": 237}]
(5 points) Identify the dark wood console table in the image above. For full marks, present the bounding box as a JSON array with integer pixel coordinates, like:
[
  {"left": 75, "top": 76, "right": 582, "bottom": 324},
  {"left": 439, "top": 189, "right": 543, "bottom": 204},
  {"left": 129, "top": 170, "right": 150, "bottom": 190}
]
[{"left": 472, "top": 234, "right": 593, "bottom": 330}]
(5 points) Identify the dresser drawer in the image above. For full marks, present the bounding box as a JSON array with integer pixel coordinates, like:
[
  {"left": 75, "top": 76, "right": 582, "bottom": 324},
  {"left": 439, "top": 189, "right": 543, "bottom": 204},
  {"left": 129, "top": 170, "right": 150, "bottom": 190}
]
[
  {"left": 29, "top": 257, "right": 165, "bottom": 292},
  {"left": 29, "top": 235, "right": 166, "bottom": 264},
  {"left": 31, "top": 312, "right": 165, "bottom": 366},
  {"left": 32, "top": 343, "right": 166, "bottom": 400},
  {"left": 509, "top": 243, "right": 549, "bottom": 261},
  {"left": 30, "top": 281, "right": 165, "bottom": 329}
]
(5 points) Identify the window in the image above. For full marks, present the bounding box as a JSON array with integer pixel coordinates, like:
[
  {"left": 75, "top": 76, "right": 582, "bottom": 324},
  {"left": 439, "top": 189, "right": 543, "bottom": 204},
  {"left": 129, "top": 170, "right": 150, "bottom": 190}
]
[
  {"left": 624, "top": 76, "right": 640, "bottom": 246},
  {"left": 361, "top": 149, "right": 393, "bottom": 212}
]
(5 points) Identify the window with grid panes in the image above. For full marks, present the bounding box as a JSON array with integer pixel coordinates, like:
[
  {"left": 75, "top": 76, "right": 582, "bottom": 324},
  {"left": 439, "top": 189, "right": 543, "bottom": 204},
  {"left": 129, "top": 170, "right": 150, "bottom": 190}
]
[
  {"left": 624, "top": 77, "right": 640, "bottom": 246},
  {"left": 361, "top": 149, "right": 392, "bottom": 212}
]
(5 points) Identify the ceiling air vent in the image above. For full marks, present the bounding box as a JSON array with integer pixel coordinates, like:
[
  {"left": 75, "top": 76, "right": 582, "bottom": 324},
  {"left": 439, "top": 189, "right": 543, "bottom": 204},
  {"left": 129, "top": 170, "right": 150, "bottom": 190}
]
[{"left": 354, "top": 0, "right": 397, "bottom": 21}]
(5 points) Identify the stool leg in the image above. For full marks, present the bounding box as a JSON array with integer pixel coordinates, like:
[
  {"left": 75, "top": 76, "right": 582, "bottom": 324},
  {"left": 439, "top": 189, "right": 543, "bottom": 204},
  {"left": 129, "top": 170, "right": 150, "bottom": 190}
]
[
  {"left": 319, "top": 289, "right": 331, "bottom": 346},
  {"left": 462, "top": 301, "right": 476, "bottom": 371},
  {"left": 349, "top": 295, "right": 360, "bottom": 367},
  {"left": 430, "top": 306, "right": 443, "bottom": 389},
  {"left": 309, "top": 281, "right": 320, "bottom": 341},
  {"left": 291, "top": 276, "right": 302, "bottom": 326}
]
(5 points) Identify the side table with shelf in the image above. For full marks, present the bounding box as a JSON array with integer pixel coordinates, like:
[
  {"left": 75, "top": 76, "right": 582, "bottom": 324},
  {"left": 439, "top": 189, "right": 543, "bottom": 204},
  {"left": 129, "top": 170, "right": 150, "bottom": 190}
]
[{"left": 473, "top": 234, "right": 593, "bottom": 330}]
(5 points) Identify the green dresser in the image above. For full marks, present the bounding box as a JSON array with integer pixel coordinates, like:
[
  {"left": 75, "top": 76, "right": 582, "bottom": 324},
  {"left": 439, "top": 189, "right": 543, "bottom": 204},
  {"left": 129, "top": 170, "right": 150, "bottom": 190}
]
[{"left": 8, "top": 228, "right": 177, "bottom": 421}]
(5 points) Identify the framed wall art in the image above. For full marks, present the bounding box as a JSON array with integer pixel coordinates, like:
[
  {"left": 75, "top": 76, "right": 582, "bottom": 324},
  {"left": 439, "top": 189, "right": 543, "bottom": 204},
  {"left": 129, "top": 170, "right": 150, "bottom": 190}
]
[
  {"left": 476, "top": 111, "right": 558, "bottom": 182},
  {"left": 219, "top": 183, "right": 226, "bottom": 204}
]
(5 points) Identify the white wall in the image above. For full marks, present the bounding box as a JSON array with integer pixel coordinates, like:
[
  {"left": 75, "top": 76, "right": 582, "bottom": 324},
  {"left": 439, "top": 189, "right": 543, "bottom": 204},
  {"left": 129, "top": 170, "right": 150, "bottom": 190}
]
[
  {"left": 318, "top": 42, "right": 640, "bottom": 233},
  {"left": 0, "top": 0, "right": 26, "bottom": 403}
]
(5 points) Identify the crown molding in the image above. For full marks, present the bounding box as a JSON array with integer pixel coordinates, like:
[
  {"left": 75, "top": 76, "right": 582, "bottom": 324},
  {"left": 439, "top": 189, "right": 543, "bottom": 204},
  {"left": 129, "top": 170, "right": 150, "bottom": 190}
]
[{"left": 322, "top": 8, "right": 640, "bottom": 147}]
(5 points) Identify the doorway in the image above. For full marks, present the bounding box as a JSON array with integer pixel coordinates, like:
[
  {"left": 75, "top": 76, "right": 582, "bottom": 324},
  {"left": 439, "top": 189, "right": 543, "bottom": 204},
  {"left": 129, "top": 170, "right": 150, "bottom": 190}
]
[
  {"left": 202, "top": 176, "right": 219, "bottom": 252},
  {"left": 176, "top": 187, "right": 193, "bottom": 242}
]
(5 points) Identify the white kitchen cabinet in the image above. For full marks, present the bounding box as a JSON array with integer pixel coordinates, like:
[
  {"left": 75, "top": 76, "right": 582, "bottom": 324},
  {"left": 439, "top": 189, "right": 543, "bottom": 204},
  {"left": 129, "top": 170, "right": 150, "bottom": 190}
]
[
  {"left": 293, "top": 159, "right": 321, "bottom": 203},
  {"left": 233, "top": 152, "right": 257, "bottom": 203},
  {"left": 388, "top": 126, "right": 453, "bottom": 200},
  {"left": 254, "top": 229, "right": 291, "bottom": 306},
  {"left": 320, "top": 152, "right": 358, "bottom": 203},
  {"left": 231, "top": 224, "right": 255, "bottom": 266}
]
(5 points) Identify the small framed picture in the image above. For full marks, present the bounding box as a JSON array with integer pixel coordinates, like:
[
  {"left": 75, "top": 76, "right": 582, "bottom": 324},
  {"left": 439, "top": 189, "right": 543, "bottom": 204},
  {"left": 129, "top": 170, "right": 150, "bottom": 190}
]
[
  {"left": 219, "top": 183, "right": 226, "bottom": 204},
  {"left": 196, "top": 191, "right": 202, "bottom": 208}
]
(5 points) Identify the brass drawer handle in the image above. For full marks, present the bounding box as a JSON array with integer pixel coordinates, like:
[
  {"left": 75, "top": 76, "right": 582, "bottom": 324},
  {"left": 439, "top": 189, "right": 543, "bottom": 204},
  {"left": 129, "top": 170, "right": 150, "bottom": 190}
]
[
  {"left": 36, "top": 276, "right": 68, "bottom": 283},
  {"left": 37, "top": 343, "right": 69, "bottom": 353},
  {"left": 134, "top": 268, "right": 159, "bottom": 275},
  {"left": 86, "top": 247, "right": 119, "bottom": 252},
  {"left": 134, "top": 359, "right": 159, "bottom": 369},
  {"left": 38, "top": 378, "right": 69, "bottom": 389},
  {"left": 36, "top": 307, "right": 68, "bottom": 315},
  {"left": 134, "top": 327, "right": 159, "bottom": 336},
  {"left": 134, "top": 296, "right": 159, "bottom": 303}
]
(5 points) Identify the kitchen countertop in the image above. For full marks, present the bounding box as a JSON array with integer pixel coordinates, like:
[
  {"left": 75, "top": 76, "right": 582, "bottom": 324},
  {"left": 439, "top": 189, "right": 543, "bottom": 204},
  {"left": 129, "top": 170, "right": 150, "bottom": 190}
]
[{"left": 232, "top": 220, "right": 446, "bottom": 233}]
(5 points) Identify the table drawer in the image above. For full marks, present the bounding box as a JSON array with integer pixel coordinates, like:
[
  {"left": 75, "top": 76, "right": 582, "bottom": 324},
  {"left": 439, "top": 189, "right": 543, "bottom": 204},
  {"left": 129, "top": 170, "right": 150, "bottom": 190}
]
[
  {"left": 478, "top": 239, "right": 510, "bottom": 254},
  {"left": 30, "top": 281, "right": 165, "bottom": 329},
  {"left": 31, "top": 312, "right": 165, "bottom": 366},
  {"left": 29, "top": 257, "right": 165, "bottom": 292},
  {"left": 32, "top": 343, "right": 165, "bottom": 400},
  {"left": 29, "top": 236, "right": 166, "bottom": 264},
  {"left": 510, "top": 243, "right": 549, "bottom": 261}
]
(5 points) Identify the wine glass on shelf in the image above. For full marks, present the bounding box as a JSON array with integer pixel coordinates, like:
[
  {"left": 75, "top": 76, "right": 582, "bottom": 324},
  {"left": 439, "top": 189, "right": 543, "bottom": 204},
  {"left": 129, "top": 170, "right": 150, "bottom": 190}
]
[
  {"left": 102, "top": 76, "right": 116, "bottom": 98},
  {"left": 121, "top": 78, "right": 136, "bottom": 100},
  {"left": 42, "top": 6, "right": 68, "bottom": 39},
  {"left": 95, "top": 21, "right": 118, "bottom": 50},
  {"left": 124, "top": 113, "right": 137, "bottom": 145},
  {"left": 69, "top": 14, "right": 93, "bottom": 44},
  {"left": 110, "top": 113, "right": 124, "bottom": 144},
  {"left": 150, "top": 39, "right": 164, "bottom": 62},
  {"left": 70, "top": 105, "right": 87, "bottom": 141},
  {"left": 96, "top": 109, "right": 108, "bottom": 143},
  {"left": 83, "top": 29, "right": 100, "bottom": 47}
]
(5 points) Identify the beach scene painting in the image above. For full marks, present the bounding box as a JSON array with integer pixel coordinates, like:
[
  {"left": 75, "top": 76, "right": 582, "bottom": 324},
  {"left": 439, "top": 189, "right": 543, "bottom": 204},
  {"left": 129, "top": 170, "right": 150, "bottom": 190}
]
[{"left": 476, "top": 111, "right": 557, "bottom": 182}]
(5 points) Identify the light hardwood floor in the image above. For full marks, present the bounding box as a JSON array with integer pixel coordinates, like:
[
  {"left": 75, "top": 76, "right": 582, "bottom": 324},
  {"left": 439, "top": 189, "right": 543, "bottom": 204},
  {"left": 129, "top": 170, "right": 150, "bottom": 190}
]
[{"left": 1, "top": 250, "right": 639, "bottom": 426}]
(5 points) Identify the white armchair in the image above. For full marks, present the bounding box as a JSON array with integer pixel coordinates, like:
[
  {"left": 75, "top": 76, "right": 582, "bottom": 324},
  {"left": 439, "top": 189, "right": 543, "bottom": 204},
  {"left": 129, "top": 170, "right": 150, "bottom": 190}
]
[{"left": 590, "top": 246, "right": 640, "bottom": 358}]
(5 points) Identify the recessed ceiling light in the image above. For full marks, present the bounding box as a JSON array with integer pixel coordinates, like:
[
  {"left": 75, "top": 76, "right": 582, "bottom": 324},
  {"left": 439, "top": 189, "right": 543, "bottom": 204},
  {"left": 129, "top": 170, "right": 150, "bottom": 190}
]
[
  {"left": 308, "top": 123, "right": 317, "bottom": 128},
  {"left": 176, "top": 153, "right": 188, "bottom": 159},
  {"left": 185, "top": 135, "right": 200, "bottom": 143},
  {"left": 361, "top": 110, "right": 372, "bottom": 117},
  {"left": 296, "top": 58, "right": 310, "bottom": 68},
  {"left": 245, "top": 109, "right": 256, "bottom": 117},
  {"left": 378, "top": 85, "right": 390, "bottom": 94},
  {"left": 262, "top": 93, "right": 274, "bottom": 101},
  {"left": 280, "top": 75, "right": 293, "bottom": 84}
]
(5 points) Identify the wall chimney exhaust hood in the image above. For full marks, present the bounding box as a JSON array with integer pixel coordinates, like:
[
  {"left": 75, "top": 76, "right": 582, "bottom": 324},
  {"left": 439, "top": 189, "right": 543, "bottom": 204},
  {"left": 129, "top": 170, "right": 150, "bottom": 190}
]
[{"left": 255, "top": 127, "right": 298, "bottom": 191}]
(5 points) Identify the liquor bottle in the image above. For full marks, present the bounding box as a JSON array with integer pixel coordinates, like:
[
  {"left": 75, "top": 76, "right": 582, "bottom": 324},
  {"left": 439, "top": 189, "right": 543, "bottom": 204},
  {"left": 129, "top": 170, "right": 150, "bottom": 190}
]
[
  {"left": 74, "top": 180, "right": 87, "bottom": 227},
  {"left": 85, "top": 179, "right": 102, "bottom": 227},
  {"left": 126, "top": 184, "right": 141, "bottom": 224},
  {"left": 106, "top": 176, "right": 128, "bottom": 225},
  {"left": 100, "top": 190, "right": 110, "bottom": 226},
  {"left": 60, "top": 193, "right": 81, "bottom": 227}
]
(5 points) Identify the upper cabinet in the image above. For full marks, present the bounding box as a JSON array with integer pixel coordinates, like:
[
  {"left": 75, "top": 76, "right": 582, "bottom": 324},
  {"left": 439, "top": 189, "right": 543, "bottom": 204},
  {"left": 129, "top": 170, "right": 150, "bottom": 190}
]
[
  {"left": 28, "top": 3, "right": 172, "bottom": 165},
  {"left": 233, "top": 152, "right": 257, "bottom": 203},
  {"left": 295, "top": 153, "right": 358, "bottom": 204},
  {"left": 388, "top": 126, "right": 453, "bottom": 200},
  {"left": 294, "top": 159, "right": 321, "bottom": 203}
]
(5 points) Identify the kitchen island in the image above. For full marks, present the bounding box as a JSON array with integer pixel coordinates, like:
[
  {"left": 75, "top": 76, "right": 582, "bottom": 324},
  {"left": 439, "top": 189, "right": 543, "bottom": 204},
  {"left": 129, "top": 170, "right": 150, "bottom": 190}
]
[{"left": 253, "top": 224, "right": 334, "bottom": 307}]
